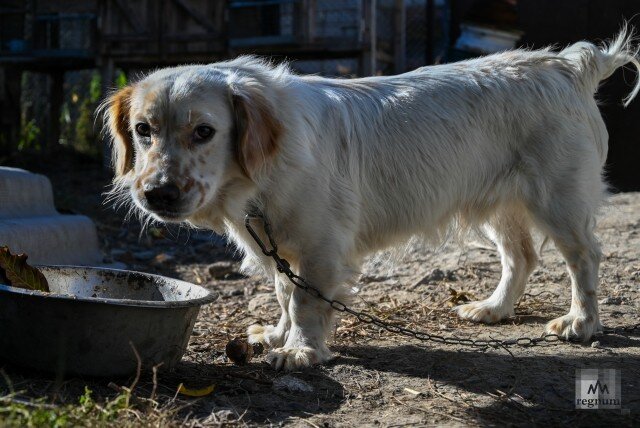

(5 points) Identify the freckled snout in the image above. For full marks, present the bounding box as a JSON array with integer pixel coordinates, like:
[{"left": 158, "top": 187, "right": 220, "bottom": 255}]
[{"left": 143, "top": 182, "right": 181, "bottom": 211}]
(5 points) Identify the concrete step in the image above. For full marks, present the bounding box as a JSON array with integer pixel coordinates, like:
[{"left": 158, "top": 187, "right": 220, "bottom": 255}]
[
  {"left": 0, "top": 167, "right": 57, "bottom": 219},
  {"left": 0, "top": 167, "right": 105, "bottom": 266},
  {"left": 0, "top": 215, "right": 103, "bottom": 265}
]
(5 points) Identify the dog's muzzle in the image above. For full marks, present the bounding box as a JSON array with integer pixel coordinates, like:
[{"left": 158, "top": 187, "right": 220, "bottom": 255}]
[{"left": 143, "top": 182, "right": 182, "bottom": 213}]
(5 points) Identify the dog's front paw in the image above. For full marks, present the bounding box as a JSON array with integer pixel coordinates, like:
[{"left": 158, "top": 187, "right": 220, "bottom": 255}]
[
  {"left": 247, "top": 324, "right": 286, "bottom": 348},
  {"left": 265, "top": 346, "right": 332, "bottom": 371},
  {"left": 454, "top": 299, "right": 513, "bottom": 324},
  {"left": 545, "top": 313, "right": 601, "bottom": 341}
]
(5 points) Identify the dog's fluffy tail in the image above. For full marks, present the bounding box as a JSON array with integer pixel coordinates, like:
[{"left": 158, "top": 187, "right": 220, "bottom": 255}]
[{"left": 560, "top": 24, "right": 640, "bottom": 106}]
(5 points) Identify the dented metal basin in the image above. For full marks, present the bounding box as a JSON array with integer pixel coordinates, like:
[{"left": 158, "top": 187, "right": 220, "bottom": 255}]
[{"left": 0, "top": 266, "right": 217, "bottom": 377}]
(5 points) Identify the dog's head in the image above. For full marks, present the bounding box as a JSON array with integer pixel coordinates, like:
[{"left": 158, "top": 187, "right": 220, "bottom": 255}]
[{"left": 102, "top": 61, "right": 283, "bottom": 223}]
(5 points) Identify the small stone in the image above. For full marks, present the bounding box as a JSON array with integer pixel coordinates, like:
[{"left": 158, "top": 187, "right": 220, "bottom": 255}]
[
  {"left": 599, "top": 296, "right": 624, "bottom": 305},
  {"left": 214, "top": 353, "right": 228, "bottom": 364},
  {"left": 428, "top": 269, "right": 445, "bottom": 282},
  {"left": 273, "top": 375, "right": 314, "bottom": 393},
  {"left": 415, "top": 268, "right": 456, "bottom": 287},
  {"left": 243, "top": 285, "right": 256, "bottom": 297},
  {"left": 591, "top": 341, "right": 601, "bottom": 348},
  {"left": 133, "top": 250, "right": 155, "bottom": 261},
  {"left": 207, "top": 261, "right": 236, "bottom": 278}
]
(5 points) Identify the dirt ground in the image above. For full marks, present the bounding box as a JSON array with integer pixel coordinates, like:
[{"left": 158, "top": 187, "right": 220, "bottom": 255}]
[{"left": 1, "top": 152, "right": 639, "bottom": 426}]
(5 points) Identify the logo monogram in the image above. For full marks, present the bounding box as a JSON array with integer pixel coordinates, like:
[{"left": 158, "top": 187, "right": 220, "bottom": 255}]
[
  {"left": 586, "top": 380, "right": 609, "bottom": 395},
  {"left": 575, "top": 368, "right": 621, "bottom": 410}
]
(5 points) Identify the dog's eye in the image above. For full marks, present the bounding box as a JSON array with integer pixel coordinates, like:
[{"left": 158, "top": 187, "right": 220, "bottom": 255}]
[
  {"left": 193, "top": 125, "right": 214, "bottom": 142},
  {"left": 135, "top": 123, "right": 151, "bottom": 138}
]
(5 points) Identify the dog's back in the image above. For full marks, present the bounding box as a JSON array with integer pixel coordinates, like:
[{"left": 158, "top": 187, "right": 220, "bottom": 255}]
[{"left": 293, "top": 30, "right": 638, "bottom": 253}]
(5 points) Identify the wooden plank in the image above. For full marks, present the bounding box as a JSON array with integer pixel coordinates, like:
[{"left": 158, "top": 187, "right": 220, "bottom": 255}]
[
  {"left": 231, "top": 40, "right": 363, "bottom": 57},
  {"left": 170, "top": 0, "right": 216, "bottom": 32},
  {"left": 425, "top": 0, "right": 434, "bottom": 65},
  {"left": 47, "top": 71, "right": 64, "bottom": 151},
  {"left": 308, "top": 0, "right": 316, "bottom": 42},
  {"left": 230, "top": 0, "right": 296, "bottom": 7},
  {"left": 301, "top": 0, "right": 316, "bottom": 43},
  {"left": 0, "top": 7, "right": 27, "bottom": 14},
  {"left": 111, "top": 0, "right": 145, "bottom": 34},
  {"left": 1, "top": 67, "right": 22, "bottom": 148},
  {"left": 376, "top": 50, "right": 393, "bottom": 64},
  {"left": 393, "top": 0, "right": 405, "bottom": 73},
  {"left": 101, "top": 34, "right": 155, "bottom": 42},
  {"left": 229, "top": 35, "right": 298, "bottom": 48},
  {"left": 162, "top": 33, "right": 224, "bottom": 42},
  {"left": 100, "top": 57, "right": 114, "bottom": 169},
  {"left": 361, "top": 0, "right": 376, "bottom": 75}
]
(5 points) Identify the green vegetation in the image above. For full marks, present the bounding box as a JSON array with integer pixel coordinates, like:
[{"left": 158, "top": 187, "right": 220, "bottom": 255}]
[
  {"left": 0, "top": 385, "right": 175, "bottom": 427},
  {"left": 2, "top": 387, "right": 120, "bottom": 427},
  {"left": 115, "top": 70, "right": 128, "bottom": 89},
  {"left": 17, "top": 119, "right": 41, "bottom": 152},
  {"left": 89, "top": 72, "right": 102, "bottom": 103},
  {"left": 62, "top": 71, "right": 103, "bottom": 157},
  {"left": 17, "top": 69, "right": 126, "bottom": 158}
]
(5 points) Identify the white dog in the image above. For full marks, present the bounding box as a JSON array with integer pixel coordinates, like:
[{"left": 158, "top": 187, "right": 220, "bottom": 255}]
[{"left": 103, "top": 29, "right": 639, "bottom": 371}]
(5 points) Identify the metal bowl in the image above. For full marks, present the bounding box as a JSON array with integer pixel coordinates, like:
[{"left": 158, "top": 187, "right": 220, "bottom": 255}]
[{"left": 0, "top": 266, "right": 217, "bottom": 378}]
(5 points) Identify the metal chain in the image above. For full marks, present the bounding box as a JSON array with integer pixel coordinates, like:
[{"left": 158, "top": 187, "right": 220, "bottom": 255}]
[{"left": 244, "top": 213, "right": 640, "bottom": 348}]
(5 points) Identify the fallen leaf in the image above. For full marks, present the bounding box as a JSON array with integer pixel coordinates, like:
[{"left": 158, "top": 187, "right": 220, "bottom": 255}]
[
  {"left": 0, "top": 246, "right": 49, "bottom": 292},
  {"left": 152, "top": 253, "right": 174, "bottom": 265},
  {"left": 0, "top": 265, "right": 8, "bottom": 285},
  {"left": 404, "top": 387, "right": 424, "bottom": 396},
  {"left": 177, "top": 383, "right": 215, "bottom": 397},
  {"left": 446, "top": 288, "right": 472, "bottom": 307}
]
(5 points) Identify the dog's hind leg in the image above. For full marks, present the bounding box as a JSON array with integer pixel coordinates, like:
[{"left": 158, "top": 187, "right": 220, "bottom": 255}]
[
  {"left": 532, "top": 191, "right": 603, "bottom": 341},
  {"left": 456, "top": 209, "right": 538, "bottom": 323}
]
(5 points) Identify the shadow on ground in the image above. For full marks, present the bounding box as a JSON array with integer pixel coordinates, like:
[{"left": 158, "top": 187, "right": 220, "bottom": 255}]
[
  {"left": 332, "top": 338, "right": 640, "bottom": 425},
  {"left": 4, "top": 336, "right": 639, "bottom": 425}
]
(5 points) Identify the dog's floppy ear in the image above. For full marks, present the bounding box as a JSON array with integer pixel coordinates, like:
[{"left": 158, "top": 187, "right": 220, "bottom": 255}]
[
  {"left": 231, "top": 86, "right": 282, "bottom": 179},
  {"left": 104, "top": 86, "right": 135, "bottom": 177}
]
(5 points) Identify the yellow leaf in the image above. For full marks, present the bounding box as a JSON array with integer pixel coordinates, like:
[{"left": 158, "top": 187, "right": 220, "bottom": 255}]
[{"left": 177, "top": 383, "right": 215, "bottom": 397}]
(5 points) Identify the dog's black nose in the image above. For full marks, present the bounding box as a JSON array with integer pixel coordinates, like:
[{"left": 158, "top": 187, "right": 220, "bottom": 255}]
[{"left": 143, "top": 183, "right": 181, "bottom": 210}]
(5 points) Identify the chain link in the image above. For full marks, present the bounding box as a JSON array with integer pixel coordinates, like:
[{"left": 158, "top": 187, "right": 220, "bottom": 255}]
[{"left": 244, "top": 214, "right": 640, "bottom": 348}]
